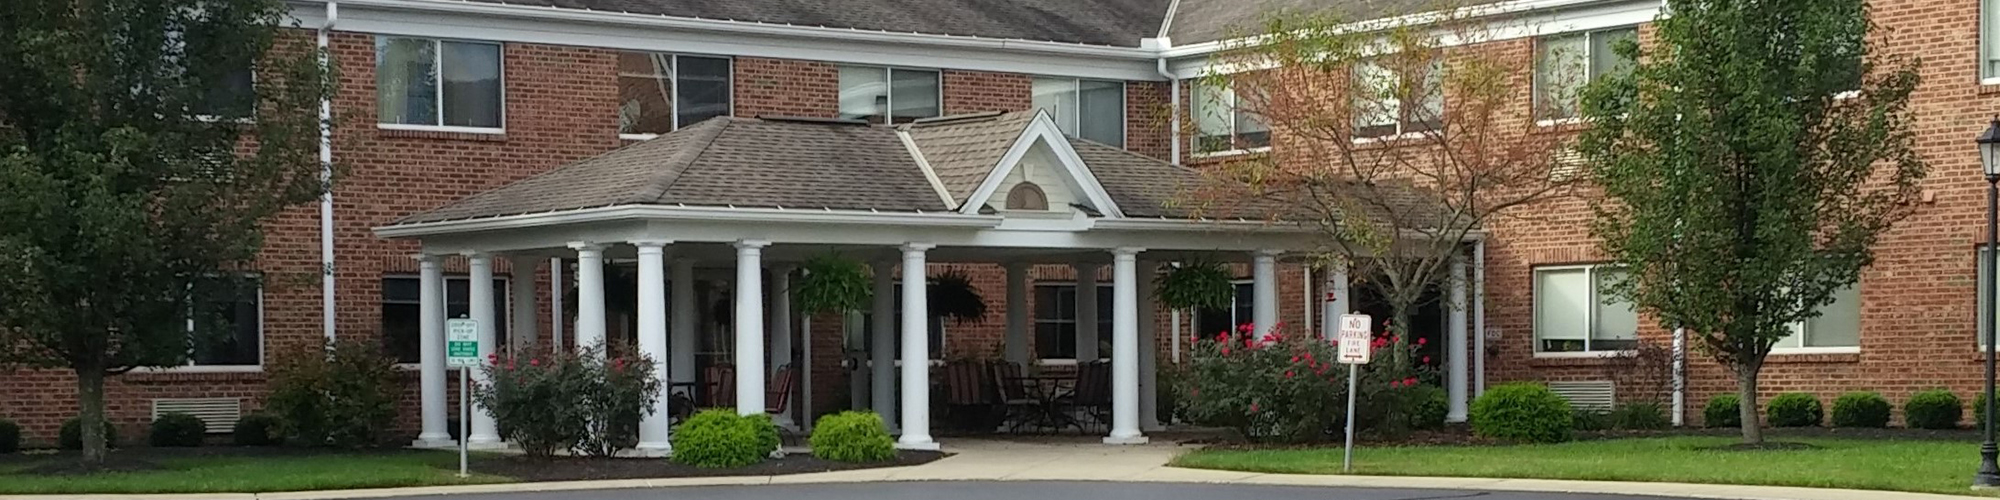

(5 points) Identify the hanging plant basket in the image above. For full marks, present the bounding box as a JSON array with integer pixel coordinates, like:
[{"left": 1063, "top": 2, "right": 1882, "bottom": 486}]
[
  {"left": 1155, "top": 260, "right": 1233, "bottom": 311},
  {"left": 796, "top": 253, "right": 872, "bottom": 315},
  {"left": 928, "top": 270, "right": 988, "bottom": 324}
]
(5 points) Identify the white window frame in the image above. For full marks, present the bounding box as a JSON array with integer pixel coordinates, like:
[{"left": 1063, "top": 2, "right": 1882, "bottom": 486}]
[
  {"left": 1351, "top": 58, "right": 1444, "bottom": 141},
  {"left": 1033, "top": 282, "right": 1115, "bottom": 365},
  {"left": 837, "top": 65, "right": 942, "bottom": 125},
  {"left": 1031, "top": 76, "right": 1127, "bottom": 147},
  {"left": 1532, "top": 264, "right": 1638, "bottom": 358},
  {"left": 382, "top": 274, "right": 512, "bottom": 370},
  {"left": 139, "top": 276, "right": 265, "bottom": 373},
  {"left": 1190, "top": 83, "right": 1272, "bottom": 158},
  {"left": 1985, "top": 0, "right": 2000, "bottom": 85},
  {"left": 617, "top": 52, "right": 735, "bottom": 140},
  {"left": 1772, "top": 283, "right": 1863, "bottom": 355},
  {"left": 375, "top": 37, "right": 507, "bottom": 135},
  {"left": 1531, "top": 25, "right": 1638, "bottom": 126}
]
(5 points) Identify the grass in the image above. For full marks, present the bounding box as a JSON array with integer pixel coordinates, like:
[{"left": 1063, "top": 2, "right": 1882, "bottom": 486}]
[
  {"left": 1173, "top": 436, "right": 1998, "bottom": 496},
  {"left": 0, "top": 450, "right": 511, "bottom": 494}
]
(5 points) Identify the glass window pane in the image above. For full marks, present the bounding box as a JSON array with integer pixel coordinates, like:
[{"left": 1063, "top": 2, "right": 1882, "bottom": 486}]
[
  {"left": 1193, "top": 83, "right": 1232, "bottom": 151},
  {"left": 1032, "top": 77, "right": 1080, "bottom": 134},
  {"left": 1035, "top": 286, "right": 1062, "bottom": 319},
  {"left": 617, "top": 52, "right": 672, "bottom": 135},
  {"left": 1353, "top": 61, "right": 1399, "bottom": 137},
  {"left": 838, "top": 66, "right": 888, "bottom": 123},
  {"left": 440, "top": 41, "right": 502, "bottom": 128},
  {"left": 196, "top": 67, "right": 256, "bottom": 119},
  {"left": 376, "top": 38, "right": 437, "bottom": 126},
  {"left": 1806, "top": 284, "right": 1862, "bottom": 347},
  {"left": 675, "top": 56, "right": 732, "bottom": 128},
  {"left": 1407, "top": 59, "right": 1444, "bottom": 132},
  {"left": 1535, "top": 268, "right": 1589, "bottom": 351},
  {"left": 1592, "top": 269, "right": 1640, "bottom": 349},
  {"left": 1587, "top": 28, "right": 1638, "bottom": 80},
  {"left": 1988, "top": 0, "right": 2000, "bottom": 78},
  {"left": 1535, "top": 33, "right": 1588, "bottom": 121},
  {"left": 1078, "top": 80, "right": 1125, "bottom": 147},
  {"left": 191, "top": 278, "right": 260, "bottom": 366},
  {"left": 1233, "top": 86, "right": 1269, "bottom": 148},
  {"left": 889, "top": 69, "right": 941, "bottom": 123}
]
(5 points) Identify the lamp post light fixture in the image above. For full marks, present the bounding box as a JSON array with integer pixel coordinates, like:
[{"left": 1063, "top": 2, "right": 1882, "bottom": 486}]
[{"left": 1977, "top": 117, "right": 2000, "bottom": 489}]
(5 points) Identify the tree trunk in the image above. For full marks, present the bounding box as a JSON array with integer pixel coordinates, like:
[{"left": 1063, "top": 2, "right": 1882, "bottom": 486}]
[
  {"left": 1387, "top": 304, "right": 1415, "bottom": 374},
  {"left": 1734, "top": 360, "right": 1763, "bottom": 444},
  {"left": 76, "top": 360, "right": 108, "bottom": 465}
]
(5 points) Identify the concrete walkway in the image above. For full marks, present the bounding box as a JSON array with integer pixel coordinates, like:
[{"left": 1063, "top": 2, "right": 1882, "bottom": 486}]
[{"left": 14, "top": 438, "right": 1995, "bottom": 500}]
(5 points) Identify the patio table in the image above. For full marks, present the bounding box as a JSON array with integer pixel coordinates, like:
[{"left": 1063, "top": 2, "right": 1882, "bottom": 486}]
[{"left": 1006, "top": 375, "right": 1082, "bottom": 433}]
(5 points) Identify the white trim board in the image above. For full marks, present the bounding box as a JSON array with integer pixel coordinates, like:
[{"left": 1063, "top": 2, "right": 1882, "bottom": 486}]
[{"left": 957, "top": 110, "right": 1124, "bottom": 218}]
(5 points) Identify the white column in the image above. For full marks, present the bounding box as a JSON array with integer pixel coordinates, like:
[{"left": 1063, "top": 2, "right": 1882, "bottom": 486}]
[
  {"left": 1252, "top": 250, "right": 1281, "bottom": 337},
  {"left": 1447, "top": 255, "right": 1470, "bottom": 423},
  {"left": 1105, "top": 248, "right": 1148, "bottom": 444},
  {"left": 897, "top": 244, "right": 939, "bottom": 450},
  {"left": 633, "top": 241, "right": 673, "bottom": 455},
  {"left": 571, "top": 243, "right": 607, "bottom": 358},
  {"left": 671, "top": 259, "right": 698, "bottom": 386},
  {"left": 508, "top": 256, "right": 539, "bottom": 356},
  {"left": 1322, "top": 260, "right": 1349, "bottom": 340},
  {"left": 550, "top": 258, "right": 564, "bottom": 352},
  {"left": 1473, "top": 240, "right": 1488, "bottom": 398},
  {"left": 734, "top": 240, "right": 770, "bottom": 416},
  {"left": 1137, "top": 260, "right": 1161, "bottom": 432},
  {"left": 1003, "top": 262, "right": 1031, "bottom": 365},
  {"left": 1075, "top": 262, "right": 1100, "bottom": 361},
  {"left": 870, "top": 258, "right": 898, "bottom": 431},
  {"left": 412, "top": 255, "right": 453, "bottom": 448},
  {"left": 769, "top": 265, "right": 795, "bottom": 428},
  {"left": 465, "top": 253, "right": 503, "bottom": 448}
]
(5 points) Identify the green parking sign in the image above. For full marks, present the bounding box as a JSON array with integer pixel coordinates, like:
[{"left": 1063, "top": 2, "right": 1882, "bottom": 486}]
[{"left": 446, "top": 319, "right": 479, "bottom": 368}]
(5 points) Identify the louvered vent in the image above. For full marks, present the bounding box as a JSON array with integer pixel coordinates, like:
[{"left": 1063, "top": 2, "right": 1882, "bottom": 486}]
[
  {"left": 152, "top": 398, "right": 241, "bottom": 434},
  {"left": 1547, "top": 380, "right": 1616, "bottom": 412},
  {"left": 1550, "top": 147, "right": 1586, "bottom": 181}
]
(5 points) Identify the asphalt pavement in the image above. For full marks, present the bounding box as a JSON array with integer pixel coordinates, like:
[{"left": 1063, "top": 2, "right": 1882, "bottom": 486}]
[{"left": 380, "top": 480, "right": 1695, "bottom": 500}]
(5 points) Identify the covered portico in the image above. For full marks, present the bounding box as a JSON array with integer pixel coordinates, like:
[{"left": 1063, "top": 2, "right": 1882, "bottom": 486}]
[{"left": 374, "top": 110, "right": 1463, "bottom": 453}]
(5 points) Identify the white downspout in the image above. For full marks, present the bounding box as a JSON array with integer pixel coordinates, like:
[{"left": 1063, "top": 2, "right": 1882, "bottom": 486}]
[
  {"left": 1148, "top": 39, "right": 1180, "bottom": 166},
  {"left": 317, "top": 1, "right": 338, "bottom": 342},
  {"left": 1672, "top": 326, "right": 1686, "bottom": 426},
  {"left": 1473, "top": 238, "right": 1486, "bottom": 397}
]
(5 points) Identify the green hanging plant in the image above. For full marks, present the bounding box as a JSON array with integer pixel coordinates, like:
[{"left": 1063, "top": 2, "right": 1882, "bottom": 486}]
[
  {"left": 928, "top": 270, "right": 988, "bottom": 324},
  {"left": 1155, "top": 260, "right": 1233, "bottom": 311},
  {"left": 796, "top": 254, "right": 873, "bottom": 315}
]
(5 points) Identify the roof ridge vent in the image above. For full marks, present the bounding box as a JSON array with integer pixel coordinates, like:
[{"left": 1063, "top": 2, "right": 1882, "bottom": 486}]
[
  {"left": 908, "top": 111, "right": 1007, "bottom": 127},
  {"left": 755, "top": 115, "right": 871, "bottom": 126}
]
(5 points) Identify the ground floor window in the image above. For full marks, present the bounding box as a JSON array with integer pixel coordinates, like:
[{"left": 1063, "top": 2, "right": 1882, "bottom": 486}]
[
  {"left": 184, "top": 275, "right": 262, "bottom": 367},
  {"left": 1777, "top": 284, "right": 1861, "bottom": 350},
  {"left": 1533, "top": 264, "right": 1639, "bottom": 353},
  {"left": 1195, "top": 281, "right": 1254, "bottom": 338},
  {"left": 851, "top": 284, "right": 946, "bottom": 360},
  {"left": 1035, "top": 283, "right": 1113, "bottom": 361},
  {"left": 381, "top": 276, "right": 509, "bottom": 364}
]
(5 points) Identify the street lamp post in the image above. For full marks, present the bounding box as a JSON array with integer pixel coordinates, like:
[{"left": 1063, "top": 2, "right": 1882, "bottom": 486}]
[{"left": 1976, "top": 118, "right": 2000, "bottom": 489}]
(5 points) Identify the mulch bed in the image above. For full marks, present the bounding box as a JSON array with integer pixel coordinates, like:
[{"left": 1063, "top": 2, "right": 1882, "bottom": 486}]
[
  {"left": 1187, "top": 424, "right": 1987, "bottom": 450},
  {"left": 472, "top": 450, "right": 947, "bottom": 482}
]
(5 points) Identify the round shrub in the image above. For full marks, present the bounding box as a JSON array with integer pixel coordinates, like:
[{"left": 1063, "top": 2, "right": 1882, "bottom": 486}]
[
  {"left": 58, "top": 417, "right": 118, "bottom": 450},
  {"left": 1404, "top": 385, "right": 1450, "bottom": 431},
  {"left": 1766, "top": 393, "right": 1823, "bottom": 427},
  {"left": 1610, "top": 402, "right": 1671, "bottom": 430},
  {"left": 1469, "top": 383, "right": 1573, "bottom": 443},
  {"left": 673, "top": 409, "right": 779, "bottom": 468},
  {"left": 149, "top": 412, "right": 207, "bottom": 447},
  {"left": 1703, "top": 394, "right": 1741, "bottom": 428},
  {"left": 1571, "top": 409, "right": 1611, "bottom": 432},
  {"left": 233, "top": 413, "right": 283, "bottom": 446},
  {"left": 1977, "top": 392, "right": 1992, "bottom": 426},
  {"left": 1830, "top": 392, "right": 1892, "bottom": 428},
  {"left": 810, "top": 411, "right": 895, "bottom": 463},
  {"left": 1905, "top": 389, "right": 1964, "bottom": 430},
  {"left": 0, "top": 419, "right": 18, "bottom": 454}
]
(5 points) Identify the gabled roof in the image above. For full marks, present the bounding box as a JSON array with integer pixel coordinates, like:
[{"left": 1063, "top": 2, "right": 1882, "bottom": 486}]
[
  {"left": 1166, "top": 0, "right": 1511, "bottom": 45},
  {"left": 457, "top": 0, "right": 1174, "bottom": 47},
  {"left": 903, "top": 111, "right": 1036, "bottom": 203}
]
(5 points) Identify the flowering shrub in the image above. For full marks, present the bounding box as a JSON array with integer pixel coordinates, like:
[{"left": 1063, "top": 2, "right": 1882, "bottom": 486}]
[
  {"left": 264, "top": 340, "right": 399, "bottom": 447},
  {"left": 475, "top": 347, "right": 661, "bottom": 458},
  {"left": 1176, "top": 323, "right": 1436, "bottom": 443}
]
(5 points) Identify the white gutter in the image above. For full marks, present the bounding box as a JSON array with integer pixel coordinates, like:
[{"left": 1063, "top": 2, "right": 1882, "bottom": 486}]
[
  {"left": 1147, "top": 37, "right": 1182, "bottom": 166},
  {"left": 1473, "top": 238, "right": 1487, "bottom": 397},
  {"left": 317, "top": 1, "right": 338, "bottom": 343},
  {"left": 1158, "top": 0, "right": 1635, "bottom": 58},
  {"left": 374, "top": 205, "right": 1005, "bottom": 239}
]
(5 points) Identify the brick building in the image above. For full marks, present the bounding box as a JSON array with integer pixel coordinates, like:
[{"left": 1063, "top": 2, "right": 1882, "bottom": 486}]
[{"left": 3, "top": 0, "right": 1996, "bottom": 446}]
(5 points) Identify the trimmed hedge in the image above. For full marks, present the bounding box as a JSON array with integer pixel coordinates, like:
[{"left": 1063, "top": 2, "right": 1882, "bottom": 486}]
[
  {"left": 1469, "top": 383, "right": 1573, "bottom": 443},
  {"left": 1767, "top": 393, "right": 1823, "bottom": 427},
  {"left": 1830, "top": 392, "right": 1892, "bottom": 428},
  {"left": 672, "top": 409, "right": 779, "bottom": 468},
  {"left": 1404, "top": 385, "right": 1450, "bottom": 431},
  {"left": 233, "top": 413, "right": 283, "bottom": 446},
  {"left": 0, "top": 419, "right": 18, "bottom": 454},
  {"left": 59, "top": 417, "right": 118, "bottom": 450},
  {"left": 1610, "top": 402, "right": 1671, "bottom": 430},
  {"left": 1905, "top": 389, "right": 1964, "bottom": 430},
  {"left": 1703, "top": 394, "right": 1741, "bottom": 428},
  {"left": 150, "top": 412, "right": 207, "bottom": 447},
  {"left": 810, "top": 411, "right": 896, "bottom": 463}
]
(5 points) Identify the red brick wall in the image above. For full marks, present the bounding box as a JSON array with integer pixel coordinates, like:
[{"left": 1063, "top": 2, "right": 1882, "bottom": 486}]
[
  {"left": 733, "top": 57, "right": 839, "bottom": 119},
  {"left": 943, "top": 70, "right": 1033, "bottom": 115}
]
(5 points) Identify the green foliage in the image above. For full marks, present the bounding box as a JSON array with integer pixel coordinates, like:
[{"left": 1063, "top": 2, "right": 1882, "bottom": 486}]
[
  {"left": 59, "top": 418, "right": 118, "bottom": 450},
  {"left": 1580, "top": 0, "right": 1924, "bottom": 444},
  {"left": 796, "top": 254, "right": 872, "bottom": 314},
  {"left": 1704, "top": 395, "right": 1742, "bottom": 428},
  {"left": 672, "top": 409, "right": 779, "bottom": 468},
  {"left": 1178, "top": 324, "right": 1433, "bottom": 442},
  {"left": 1571, "top": 409, "right": 1611, "bottom": 432},
  {"left": 1831, "top": 392, "right": 1891, "bottom": 428},
  {"left": 149, "top": 412, "right": 207, "bottom": 447},
  {"left": 1469, "top": 383, "right": 1573, "bottom": 443},
  {"left": 232, "top": 413, "right": 283, "bottom": 446},
  {"left": 1904, "top": 390, "right": 1963, "bottom": 430},
  {"left": 476, "top": 347, "right": 661, "bottom": 458},
  {"left": 264, "top": 340, "right": 400, "bottom": 448},
  {"left": 1155, "top": 261, "right": 1234, "bottom": 311},
  {"left": 810, "top": 411, "right": 895, "bottom": 463},
  {"left": 0, "top": 0, "right": 337, "bottom": 464},
  {"left": 0, "top": 419, "right": 18, "bottom": 453},
  {"left": 1767, "top": 393, "right": 1823, "bottom": 427},
  {"left": 1403, "top": 384, "right": 1449, "bottom": 431},
  {"left": 1611, "top": 402, "right": 1671, "bottom": 430},
  {"left": 1975, "top": 392, "right": 1991, "bottom": 426},
  {"left": 928, "top": 270, "right": 988, "bottom": 324}
]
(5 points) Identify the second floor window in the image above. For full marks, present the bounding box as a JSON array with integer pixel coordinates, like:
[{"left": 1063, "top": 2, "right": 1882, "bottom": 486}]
[
  {"left": 1032, "top": 77, "right": 1125, "bottom": 147},
  {"left": 1988, "top": 0, "right": 2000, "bottom": 81},
  {"left": 1353, "top": 58, "right": 1443, "bottom": 138},
  {"left": 1534, "top": 27, "right": 1637, "bottom": 121},
  {"left": 1193, "top": 82, "right": 1270, "bottom": 153},
  {"left": 838, "top": 65, "right": 940, "bottom": 124},
  {"left": 377, "top": 37, "right": 503, "bottom": 130},
  {"left": 618, "top": 52, "right": 732, "bottom": 137}
]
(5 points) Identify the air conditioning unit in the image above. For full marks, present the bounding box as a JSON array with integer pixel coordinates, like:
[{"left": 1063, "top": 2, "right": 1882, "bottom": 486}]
[
  {"left": 151, "top": 398, "right": 242, "bottom": 434},
  {"left": 1547, "top": 380, "right": 1616, "bottom": 412}
]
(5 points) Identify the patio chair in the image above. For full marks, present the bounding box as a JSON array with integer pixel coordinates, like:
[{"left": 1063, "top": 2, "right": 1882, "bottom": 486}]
[
  {"left": 990, "top": 361, "right": 1039, "bottom": 432},
  {"left": 766, "top": 365, "right": 796, "bottom": 416},
  {"left": 704, "top": 363, "right": 737, "bottom": 409},
  {"left": 1067, "top": 360, "right": 1113, "bottom": 432}
]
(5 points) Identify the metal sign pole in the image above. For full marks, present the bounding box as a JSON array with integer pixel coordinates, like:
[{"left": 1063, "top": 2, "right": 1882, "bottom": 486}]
[
  {"left": 1334, "top": 313, "right": 1372, "bottom": 474},
  {"left": 1343, "top": 363, "right": 1358, "bottom": 473},
  {"left": 458, "top": 368, "right": 468, "bottom": 478}
]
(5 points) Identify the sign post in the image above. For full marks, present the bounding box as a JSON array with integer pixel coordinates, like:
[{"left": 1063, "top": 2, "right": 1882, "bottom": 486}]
[
  {"left": 1336, "top": 313, "right": 1374, "bottom": 473},
  {"left": 445, "top": 318, "right": 479, "bottom": 478}
]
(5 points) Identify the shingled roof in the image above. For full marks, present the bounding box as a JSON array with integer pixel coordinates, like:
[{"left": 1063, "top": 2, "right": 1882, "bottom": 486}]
[{"left": 459, "top": 0, "right": 1173, "bottom": 46}]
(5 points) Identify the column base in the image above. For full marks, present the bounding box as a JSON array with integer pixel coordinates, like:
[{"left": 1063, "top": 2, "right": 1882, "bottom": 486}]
[
  {"left": 1102, "top": 434, "right": 1150, "bottom": 445},
  {"left": 465, "top": 437, "right": 508, "bottom": 450},
  {"left": 895, "top": 438, "right": 941, "bottom": 451},
  {"left": 629, "top": 443, "right": 674, "bottom": 457},
  {"left": 1445, "top": 413, "right": 1469, "bottom": 423},
  {"left": 410, "top": 435, "right": 457, "bottom": 449}
]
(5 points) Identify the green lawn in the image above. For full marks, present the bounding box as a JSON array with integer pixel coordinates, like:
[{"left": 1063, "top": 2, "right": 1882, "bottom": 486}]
[
  {"left": 0, "top": 450, "right": 509, "bottom": 494},
  {"left": 1173, "top": 437, "right": 1997, "bottom": 496}
]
